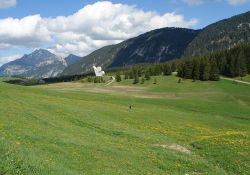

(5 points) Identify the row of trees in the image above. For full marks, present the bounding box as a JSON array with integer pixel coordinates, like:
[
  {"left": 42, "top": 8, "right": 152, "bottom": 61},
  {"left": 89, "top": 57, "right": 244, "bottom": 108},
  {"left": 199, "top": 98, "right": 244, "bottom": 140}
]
[
  {"left": 87, "top": 76, "right": 106, "bottom": 83},
  {"left": 113, "top": 62, "right": 174, "bottom": 84},
  {"left": 177, "top": 57, "right": 220, "bottom": 81},
  {"left": 177, "top": 44, "right": 250, "bottom": 80}
]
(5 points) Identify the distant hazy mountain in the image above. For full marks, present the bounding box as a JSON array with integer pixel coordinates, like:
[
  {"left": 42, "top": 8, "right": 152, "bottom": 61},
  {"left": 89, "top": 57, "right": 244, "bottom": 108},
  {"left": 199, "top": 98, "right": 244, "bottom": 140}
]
[
  {"left": 64, "top": 54, "right": 81, "bottom": 66},
  {"left": 184, "top": 11, "right": 250, "bottom": 57},
  {"left": 63, "top": 27, "right": 199, "bottom": 75},
  {"left": 0, "top": 49, "right": 67, "bottom": 79}
]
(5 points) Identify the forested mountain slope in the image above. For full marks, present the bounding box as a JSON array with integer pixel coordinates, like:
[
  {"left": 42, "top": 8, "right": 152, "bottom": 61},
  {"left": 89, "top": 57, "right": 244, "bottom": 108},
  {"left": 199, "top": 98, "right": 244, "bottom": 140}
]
[
  {"left": 184, "top": 11, "right": 250, "bottom": 56},
  {"left": 62, "top": 28, "right": 199, "bottom": 75}
]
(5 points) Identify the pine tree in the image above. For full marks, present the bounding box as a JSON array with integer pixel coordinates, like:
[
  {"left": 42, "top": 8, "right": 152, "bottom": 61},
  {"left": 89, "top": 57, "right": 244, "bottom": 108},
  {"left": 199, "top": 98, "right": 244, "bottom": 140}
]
[
  {"left": 238, "top": 50, "right": 247, "bottom": 77},
  {"left": 141, "top": 77, "right": 145, "bottom": 84},
  {"left": 133, "top": 74, "right": 139, "bottom": 84},
  {"left": 183, "top": 60, "right": 193, "bottom": 79},
  {"left": 171, "top": 62, "right": 177, "bottom": 72},
  {"left": 209, "top": 59, "right": 220, "bottom": 81},
  {"left": 115, "top": 72, "right": 122, "bottom": 82},
  {"left": 247, "top": 56, "right": 250, "bottom": 74},
  {"left": 163, "top": 64, "right": 172, "bottom": 76},
  {"left": 87, "top": 77, "right": 92, "bottom": 82},
  {"left": 94, "top": 77, "right": 98, "bottom": 83},
  {"left": 138, "top": 69, "right": 143, "bottom": 77},
  {"left": 200, "top": 58, "right": 210, "bottom": 81},
  {"left": 229, "top": 55, "right": 236, "bottom": 77},
  {"left": 177, "top": 63, "right": 184, "bottom": 78},
  {"left": 192, "top": 58, "right": 200, "bottom": 80},
  {"left": 217, "top": 52, "right": 227, "bottom": 75}
]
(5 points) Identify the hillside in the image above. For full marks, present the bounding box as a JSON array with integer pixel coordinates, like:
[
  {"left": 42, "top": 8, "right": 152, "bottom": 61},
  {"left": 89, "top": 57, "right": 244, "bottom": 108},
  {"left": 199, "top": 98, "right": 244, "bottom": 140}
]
[
  {"left": 62, "top": 44, "right": 126, "bottom": 75},
  {"left": 62, "top": 28, "right": 199, "bottom": 75},
  {"left": 0, "top": 49, "right": 67, "bottom": 79},
  {"left": 64, "top": 11, "right": 250, "bottom": 76},
  {"left": 184, "top": 11, "right": 250, "bottom": 56},
  {"left": 0, "top": 76, "right": 250, "bottom": 174},
  {"left": 64, "top": 54, "right": 81, "bottom": 66}
]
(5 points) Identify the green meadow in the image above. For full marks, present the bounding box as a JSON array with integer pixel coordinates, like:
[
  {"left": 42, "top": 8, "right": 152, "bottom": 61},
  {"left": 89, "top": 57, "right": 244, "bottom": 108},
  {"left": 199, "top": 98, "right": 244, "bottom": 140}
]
[{"left": 0, "top": 76, "right": 249, "bottom": 175}]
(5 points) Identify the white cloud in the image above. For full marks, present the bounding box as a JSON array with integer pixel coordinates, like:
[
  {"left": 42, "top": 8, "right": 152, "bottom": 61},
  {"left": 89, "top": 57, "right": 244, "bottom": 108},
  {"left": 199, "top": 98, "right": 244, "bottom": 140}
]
[
  {"left": 45, "top": 1, "right": 198, "bottom": 56},
  {"left": 0, "top": 15, "right": 51, "bottom": 48},
  {"left": 227, "top": 0, "right": 248, "bottom": 5},
  {"left": 0, "top": 0, "right": 16, "bottom": 8},
  {"left": 0, "top": 54, "right": 20, "bottom": 66},
  {"left": 0, "top": 1, "right": 198, "bottom": 63}
]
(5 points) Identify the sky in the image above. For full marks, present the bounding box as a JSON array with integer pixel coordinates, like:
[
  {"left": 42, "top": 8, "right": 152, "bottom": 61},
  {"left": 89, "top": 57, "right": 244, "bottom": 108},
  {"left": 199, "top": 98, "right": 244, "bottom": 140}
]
[{"left": 0, "top": 0, "right": 249, "bottom": 66}]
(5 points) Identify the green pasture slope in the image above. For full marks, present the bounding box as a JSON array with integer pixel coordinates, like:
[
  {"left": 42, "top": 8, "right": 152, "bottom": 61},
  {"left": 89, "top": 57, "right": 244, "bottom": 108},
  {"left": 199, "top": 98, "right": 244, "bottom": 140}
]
[{"left": 0, "top": 76, "right": 249, "bottom": 175}]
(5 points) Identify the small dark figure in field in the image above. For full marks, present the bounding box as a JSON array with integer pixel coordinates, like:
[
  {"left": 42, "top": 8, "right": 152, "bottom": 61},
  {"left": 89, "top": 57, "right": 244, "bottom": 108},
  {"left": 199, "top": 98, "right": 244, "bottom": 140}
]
[
  {"left": 129, "top": 105, "right": 132, "bottom": 110},
  {"left": 178, "top": 78, "right": 182, "bottom": 83}
]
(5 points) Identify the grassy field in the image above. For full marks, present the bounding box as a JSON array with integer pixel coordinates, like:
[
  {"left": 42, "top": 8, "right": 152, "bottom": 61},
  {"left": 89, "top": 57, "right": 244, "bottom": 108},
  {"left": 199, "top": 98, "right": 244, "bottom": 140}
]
[{"left": 0, "top": 76, "right": 250, "bottom": 175}]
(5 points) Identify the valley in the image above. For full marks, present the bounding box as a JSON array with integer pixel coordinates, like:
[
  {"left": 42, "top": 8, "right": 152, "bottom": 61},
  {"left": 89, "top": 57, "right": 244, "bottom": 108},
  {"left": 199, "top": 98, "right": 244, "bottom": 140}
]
[
  {"left": 0, "top": 76, "right": 249, "bottom": 175},
  {"left": 0, "top": 2, "right": 250, "bottom": 175}
]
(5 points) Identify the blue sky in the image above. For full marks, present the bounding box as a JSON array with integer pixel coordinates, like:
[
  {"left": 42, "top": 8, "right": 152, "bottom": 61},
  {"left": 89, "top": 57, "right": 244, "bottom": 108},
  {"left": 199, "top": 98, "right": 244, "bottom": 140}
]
[{"left": 0, "top": 0, "right": 249, "bottom": 65}]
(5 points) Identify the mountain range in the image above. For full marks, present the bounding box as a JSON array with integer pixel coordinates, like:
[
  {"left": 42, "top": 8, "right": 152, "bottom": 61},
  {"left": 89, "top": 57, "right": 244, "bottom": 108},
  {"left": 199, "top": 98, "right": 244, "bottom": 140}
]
[
  {"left": 62, "top": 28, "right": 199, "bottom": 75},
  {"left": 0, "top": 11, "right": 250, "bottom": 78},
  {"left": 0, "top": 50, "right": 80, "bottom": 79},
  {"left": 63, "top": 10, "right": 250, "bottom": 76},
  {"left": 184, "top": 11, "right": 250, "bottom": 56}
]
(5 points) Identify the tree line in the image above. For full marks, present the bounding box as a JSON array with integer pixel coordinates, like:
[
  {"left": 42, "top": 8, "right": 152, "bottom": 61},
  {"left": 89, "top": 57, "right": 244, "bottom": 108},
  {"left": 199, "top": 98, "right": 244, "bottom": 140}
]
[
  {"left": 112, "top": 61, "right": 174, "bottom": 84},
  {"left": 112, "top": 43, "right": 250, "bottom": 83},
  {"left": 177, "top": 44, "right": 250, "bottom": 81}
]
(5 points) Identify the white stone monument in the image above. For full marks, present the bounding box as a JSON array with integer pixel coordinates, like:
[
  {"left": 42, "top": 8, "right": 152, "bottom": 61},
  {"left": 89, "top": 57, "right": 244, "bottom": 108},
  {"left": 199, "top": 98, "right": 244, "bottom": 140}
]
[{"left": 93, "top": 66, "right": 105, "bottom": 77}]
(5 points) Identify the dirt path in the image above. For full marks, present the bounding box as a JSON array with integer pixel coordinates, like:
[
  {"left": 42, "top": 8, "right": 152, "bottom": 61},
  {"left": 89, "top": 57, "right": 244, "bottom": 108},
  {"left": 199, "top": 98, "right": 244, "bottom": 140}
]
[
  {"left": 221, "top": 77, "right": 250, "bottom": 85},
  {"left": 105, "top": 76, "right": 115, "bottom": 86}
]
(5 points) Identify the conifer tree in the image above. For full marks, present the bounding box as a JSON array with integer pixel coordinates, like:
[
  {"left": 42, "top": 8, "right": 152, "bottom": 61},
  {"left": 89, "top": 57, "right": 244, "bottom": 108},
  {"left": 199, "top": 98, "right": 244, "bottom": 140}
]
[
  {"left": 133, "top": 74, "right": 139, "bottom": 84},
  {"left": 177, "top": 63, "right": 184, "bottom": 78},
  {"left": 183, "top": 60, "right": 193, "bottom": 79},
  {"left": 163, "top": 64, "right": 172, "bottom": 76},
  {"left": 229, "top": 54, "right": 237, "bottom": 77},
  {"left": 141, "top": 77, "right": 145, "bottom": 84},
  {"left": 246, "top": 52, "right": 250, "bottom": 74},
  {"left": 192, "top": 58, "right": 200, "bottom": 80},
  {"left": 87, "top": 77, "right": 92, "bottom": 82},
  {"left": 171, "top": 62, "right": 177, "bottom": 72},
  {"left": 209, "top": 59, "right": 220, "bottom": 81},
  {"left": 200, "top": 58, "right": 210, "bottom": 81},
  {"left": 238, "top": 51, "right": 247, "bottom": 77},
  {"left": 115, "top": 72, "right": 122, "bottom": 82},
  {"left": 145, "top": 72, "right": 151, "bottom": 80}
]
